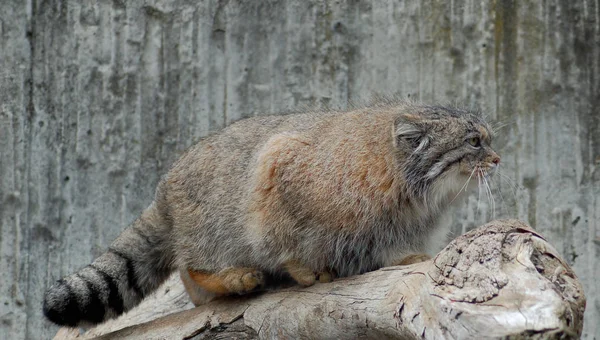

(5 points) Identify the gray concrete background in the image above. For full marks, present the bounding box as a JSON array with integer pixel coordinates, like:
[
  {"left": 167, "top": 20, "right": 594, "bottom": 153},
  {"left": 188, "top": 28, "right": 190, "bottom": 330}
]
[{"left": 0, "top": 0, "right": 598, "bottom": 338}]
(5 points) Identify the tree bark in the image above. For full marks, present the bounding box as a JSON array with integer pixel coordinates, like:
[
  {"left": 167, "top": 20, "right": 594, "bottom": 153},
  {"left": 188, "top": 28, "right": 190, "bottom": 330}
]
[{"left": 54, "top": 219, "right": 586, "bottom": 339}]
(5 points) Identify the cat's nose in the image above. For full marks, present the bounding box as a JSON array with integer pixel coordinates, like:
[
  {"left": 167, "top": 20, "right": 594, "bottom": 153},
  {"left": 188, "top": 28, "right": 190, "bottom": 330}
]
[{"left": 492, "top": 156, "right": 500, "bottom": 165}]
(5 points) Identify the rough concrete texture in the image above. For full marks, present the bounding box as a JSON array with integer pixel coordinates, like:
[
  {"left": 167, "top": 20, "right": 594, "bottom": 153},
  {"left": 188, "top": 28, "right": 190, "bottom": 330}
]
[{"left": 0, "top": 0, "right": 598, "bottom": 339}]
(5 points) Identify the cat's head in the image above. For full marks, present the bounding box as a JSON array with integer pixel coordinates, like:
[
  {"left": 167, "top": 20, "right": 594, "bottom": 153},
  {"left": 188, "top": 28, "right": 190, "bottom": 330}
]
[{"left": 393, "top": 104, "right": 500, "bottom": 204}]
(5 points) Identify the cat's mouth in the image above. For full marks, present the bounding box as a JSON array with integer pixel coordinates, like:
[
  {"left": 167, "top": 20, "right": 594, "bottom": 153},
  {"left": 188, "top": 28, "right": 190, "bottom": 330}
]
[
  {"left": 461, "top": 154, "right": 500, "bottom": 179},
  {"left": 457, "top": 162, "right": 497, "bottom": 180},
  {"left": 477, "top": 163, "right": 497, "bottom": 178}
]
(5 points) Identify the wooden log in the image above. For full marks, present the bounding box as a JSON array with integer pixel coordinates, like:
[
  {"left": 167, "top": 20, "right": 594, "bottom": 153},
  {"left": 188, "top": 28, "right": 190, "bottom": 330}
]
[{"left": 54, "top": 219, "right": 586, "bottom": 339}]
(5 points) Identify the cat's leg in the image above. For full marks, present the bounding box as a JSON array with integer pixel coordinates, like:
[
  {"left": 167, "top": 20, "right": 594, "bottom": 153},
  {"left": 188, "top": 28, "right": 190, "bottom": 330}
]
[
  {"left": 186, "top": 267, "right": 264, "bottom": 295},
  {"left": 284, "top": 260, "right": 334, "bottom": 286},
  {"left": 317, "top": 271, "right": 334, "bottom": 283},
  {"left": 179, "top": 269, "right": 217, "bottom": 306}
]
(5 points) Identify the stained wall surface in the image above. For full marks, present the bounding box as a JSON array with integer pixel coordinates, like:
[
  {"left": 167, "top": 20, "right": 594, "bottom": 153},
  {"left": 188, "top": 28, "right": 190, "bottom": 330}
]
[{"left": 1, "top": 1, "right": 598, "bottom": 338}]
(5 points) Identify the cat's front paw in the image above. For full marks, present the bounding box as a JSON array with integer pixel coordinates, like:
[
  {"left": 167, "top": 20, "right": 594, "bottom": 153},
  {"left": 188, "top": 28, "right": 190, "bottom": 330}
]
[{"left": 284, "top": 261, "right": 335, "bottom": 286}]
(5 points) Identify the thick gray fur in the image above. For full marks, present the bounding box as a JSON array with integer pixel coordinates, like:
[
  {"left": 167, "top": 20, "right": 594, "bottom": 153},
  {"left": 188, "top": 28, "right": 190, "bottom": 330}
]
[{"left": 43, "top": 100, "right": 499, "bottom": 326}]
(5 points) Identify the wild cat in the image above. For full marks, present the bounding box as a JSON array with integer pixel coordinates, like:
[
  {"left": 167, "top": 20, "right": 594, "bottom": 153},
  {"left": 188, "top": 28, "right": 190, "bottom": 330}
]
[{"left": 43, "top": 100, "right": 500, "bottom": 326}]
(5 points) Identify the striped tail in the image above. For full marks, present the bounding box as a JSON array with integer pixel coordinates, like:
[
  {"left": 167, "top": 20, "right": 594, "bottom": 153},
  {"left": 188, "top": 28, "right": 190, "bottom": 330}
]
[{"left": 43, "top": 202, "right": 174, "bottom": 326}]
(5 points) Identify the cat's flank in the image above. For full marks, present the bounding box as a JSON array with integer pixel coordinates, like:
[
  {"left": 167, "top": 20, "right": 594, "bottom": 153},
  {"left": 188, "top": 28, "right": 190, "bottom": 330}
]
[{"left": 43, "top": 101, "right": 500, "bottom": 326}]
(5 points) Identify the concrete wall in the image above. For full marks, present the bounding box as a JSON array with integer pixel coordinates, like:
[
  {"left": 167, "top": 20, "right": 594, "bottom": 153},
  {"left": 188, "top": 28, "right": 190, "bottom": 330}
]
[{"left": 1, "top": 0, "right": 598, "bottom": 338}]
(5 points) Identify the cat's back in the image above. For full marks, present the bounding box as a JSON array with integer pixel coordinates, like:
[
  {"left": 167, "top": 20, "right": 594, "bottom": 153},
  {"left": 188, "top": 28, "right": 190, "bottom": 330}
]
[{"left": 163, "top": 111, "right": 333, "bottom": 210}]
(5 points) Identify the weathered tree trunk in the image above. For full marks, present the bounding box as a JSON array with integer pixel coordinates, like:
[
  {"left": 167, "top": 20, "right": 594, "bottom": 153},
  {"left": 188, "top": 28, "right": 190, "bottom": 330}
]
[{"left": 54, "top": 219, "right": 585, "bottom": 339}]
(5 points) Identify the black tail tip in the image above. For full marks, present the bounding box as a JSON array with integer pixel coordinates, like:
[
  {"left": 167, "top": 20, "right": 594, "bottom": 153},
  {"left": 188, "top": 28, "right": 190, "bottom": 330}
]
[{"left": 43, "top": 280, "right": 82, "bottom": 327}]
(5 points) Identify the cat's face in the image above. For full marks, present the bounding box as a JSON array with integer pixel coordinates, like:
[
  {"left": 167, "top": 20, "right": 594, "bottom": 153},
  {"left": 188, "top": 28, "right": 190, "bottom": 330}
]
[
  {"left": 394, "top": 106, "right": 500, "bottom": 200},
  {"left": 455, "top": 127, "right": 500, "bottom": 179}
]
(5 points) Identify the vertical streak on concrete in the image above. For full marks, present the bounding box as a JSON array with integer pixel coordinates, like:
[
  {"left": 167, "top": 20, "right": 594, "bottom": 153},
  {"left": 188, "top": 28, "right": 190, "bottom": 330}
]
[
  {"left": 0, "top": 0, "right": 31, "bottom": 338},
  {"left": 573, "top": 0, "right": 600, "bottom": 337}
]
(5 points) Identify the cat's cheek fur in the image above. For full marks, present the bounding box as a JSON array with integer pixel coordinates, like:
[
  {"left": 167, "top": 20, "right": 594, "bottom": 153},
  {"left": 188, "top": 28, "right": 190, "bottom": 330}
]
[{"left": 428, "top": 165, "right": 468, "bottom": 205}]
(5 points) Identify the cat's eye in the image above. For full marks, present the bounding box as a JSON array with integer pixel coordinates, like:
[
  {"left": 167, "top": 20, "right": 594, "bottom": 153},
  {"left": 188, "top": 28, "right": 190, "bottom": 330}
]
[{"left": 467, "top": 137, "right": 481, "bottom": 147}]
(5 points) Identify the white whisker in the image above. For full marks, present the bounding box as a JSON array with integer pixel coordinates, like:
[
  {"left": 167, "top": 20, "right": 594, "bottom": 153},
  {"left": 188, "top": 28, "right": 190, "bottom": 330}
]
[
  {"left": 482, "top": 171, "right": 490, "bottom": 215},
  {"left": 489, "top": 177, "right": 496, "bottom": 217},
  {"left": 476, "top": 166, "right": 482, "bottom": 219},
  {"left": 491, "top": 174, "right": 510, "bottom": 216},
  {"left": 463, "top": 167, "right": 476, "bottom": 193},
  {"left": 490, "top": 179, "right": 497, "bottom": 217},
  {"left": 483, "top": 173, "right": 495, "bottom": 218},
  {"left": 450, "top": 167, "right": 476, "bottom": 204},
  {"left": 496, "top": 167, "right": 519, "bottom": 200},
  {"left": 491, "top": 118, "right": 518, "bottom": 134},
  {"left": 486, "top": 173, "right": 493, "bottom": 212},
  {"left": 497, "top": 171, "right": 517, "bottom": 189}
]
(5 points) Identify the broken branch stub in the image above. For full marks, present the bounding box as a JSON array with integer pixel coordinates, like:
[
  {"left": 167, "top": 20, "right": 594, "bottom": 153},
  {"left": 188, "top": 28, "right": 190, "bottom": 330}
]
[{"left": 411, "top": 220, "right": 585, "bottom": 339}]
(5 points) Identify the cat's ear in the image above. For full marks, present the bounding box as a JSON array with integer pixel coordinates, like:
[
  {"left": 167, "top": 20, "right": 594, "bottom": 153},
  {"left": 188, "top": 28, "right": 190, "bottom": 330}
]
[{"left": 393, "top": 115, "right": 430, "bottom": 151}]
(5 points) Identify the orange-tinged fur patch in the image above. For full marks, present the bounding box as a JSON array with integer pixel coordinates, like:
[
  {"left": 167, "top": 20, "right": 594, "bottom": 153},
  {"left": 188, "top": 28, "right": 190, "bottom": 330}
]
[
  {"left": 284, "top": 260, "right": 316, "bottom": 286},
  {"left": 484, "top": 150, "right": 501, "bottom": 165},
  {"left": 187, "top": 269, "right": 230, "bottom": 295},
  {"left": 478, "top": 125, "right": 490, "bottom": 142},
  {"left": 255, "top": 133, "right": 308, "bottom": 193},
  {"left": 180, "top": 270, "right": 216, "bottom": 306},
  {"left": 187, "top": 267, "right": 264, "bottom": 294},
  {"left": 251, "top": 116, "right": 402, "bottom": 232}
]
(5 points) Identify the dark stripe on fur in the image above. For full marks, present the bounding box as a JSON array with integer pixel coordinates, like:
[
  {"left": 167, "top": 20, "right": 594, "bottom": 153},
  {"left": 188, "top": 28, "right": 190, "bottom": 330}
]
[
  {"left": 132, "top": 224, "right": 154, "bottom": 246},
  {"left": 435, "top": 154, "right": 466, "bottom": 178},
  {"left": 75, "top": 273, "right": 106, "bottom": 323},
  {"left": 89, "top": 264, "right": 125, "bottom": 315},
  {"left": 405, "top": 143, "right": 469, "bottom": 196},
  {"left": 43, "top": 279, "right": 82, "bottom": 327},
  {"left": 108, "top": 247, "right": 144, "bottom": 298}
]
